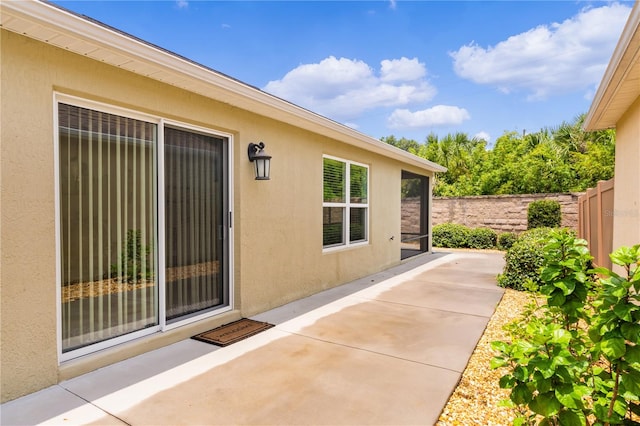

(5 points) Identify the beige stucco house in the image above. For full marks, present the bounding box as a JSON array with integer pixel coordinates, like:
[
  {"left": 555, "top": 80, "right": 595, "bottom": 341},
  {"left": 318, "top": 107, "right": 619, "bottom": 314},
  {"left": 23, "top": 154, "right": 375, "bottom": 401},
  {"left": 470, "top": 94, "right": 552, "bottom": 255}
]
[
  {"left": 584, "top": 0, "right": 640, "bottom": 252},
  {"left": 0, "top": 1, "right": 445, "bottom": 402}
]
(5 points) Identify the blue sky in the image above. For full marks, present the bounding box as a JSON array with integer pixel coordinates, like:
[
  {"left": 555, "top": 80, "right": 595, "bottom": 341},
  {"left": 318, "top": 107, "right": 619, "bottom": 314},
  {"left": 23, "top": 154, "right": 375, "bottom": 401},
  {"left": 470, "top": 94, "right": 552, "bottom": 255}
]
[{"left": 53, "top": 1, "right": 633, "bottom": 145}]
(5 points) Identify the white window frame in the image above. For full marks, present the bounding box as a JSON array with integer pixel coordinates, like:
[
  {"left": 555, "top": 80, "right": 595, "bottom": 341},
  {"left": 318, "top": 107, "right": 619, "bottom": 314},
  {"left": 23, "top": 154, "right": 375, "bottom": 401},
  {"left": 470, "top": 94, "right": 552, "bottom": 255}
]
[
  {"left": 322, "top": 154, "right": 369, "bottom": 252},
  {"left": 54, "top": 93, "right": 234, "bottom": 362}
]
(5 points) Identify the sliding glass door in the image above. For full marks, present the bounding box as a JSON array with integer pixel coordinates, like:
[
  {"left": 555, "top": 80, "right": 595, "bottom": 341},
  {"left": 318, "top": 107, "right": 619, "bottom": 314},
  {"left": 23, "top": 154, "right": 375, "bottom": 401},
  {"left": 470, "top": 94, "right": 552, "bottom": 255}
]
[
  {"left": 58, "top": 98, "right": 230, "bottom": 358},
  {"left": 164, "top": 127, "right": 228, "bottom": 321},
  {"left": 59, "top": 103, "right": 158, "bottom": 353}
]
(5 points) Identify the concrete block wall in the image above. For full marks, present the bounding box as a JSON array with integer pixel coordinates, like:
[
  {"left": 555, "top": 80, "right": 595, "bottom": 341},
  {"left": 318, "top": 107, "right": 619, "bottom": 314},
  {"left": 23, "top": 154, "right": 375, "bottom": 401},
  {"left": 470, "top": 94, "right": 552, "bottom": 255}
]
[{"left": 424, "top": 193, "right": 583, "bottom": 234}]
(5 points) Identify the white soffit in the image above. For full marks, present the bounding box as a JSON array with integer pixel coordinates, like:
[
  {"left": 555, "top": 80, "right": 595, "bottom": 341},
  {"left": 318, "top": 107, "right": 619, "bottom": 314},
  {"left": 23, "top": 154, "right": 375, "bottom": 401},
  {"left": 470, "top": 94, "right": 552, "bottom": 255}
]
[
  {"left": 584, "top": 1, "right": 640, "bottom": 131},
  {"left": 0, "top": 0, "right": 446, "bottom": 173}
]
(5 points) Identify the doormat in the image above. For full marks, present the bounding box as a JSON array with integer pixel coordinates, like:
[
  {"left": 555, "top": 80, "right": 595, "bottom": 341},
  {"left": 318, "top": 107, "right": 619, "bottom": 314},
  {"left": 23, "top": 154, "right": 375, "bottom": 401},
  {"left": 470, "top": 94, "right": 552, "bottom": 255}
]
[{"left": 192, "top": 319, "right": 274, "bottom": 347}]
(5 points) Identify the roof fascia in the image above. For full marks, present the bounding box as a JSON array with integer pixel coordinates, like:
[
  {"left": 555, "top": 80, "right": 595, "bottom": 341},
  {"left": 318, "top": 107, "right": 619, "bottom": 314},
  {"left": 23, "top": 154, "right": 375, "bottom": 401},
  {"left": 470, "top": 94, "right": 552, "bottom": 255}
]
[
  {"left": 1, "top": 0, "right": 446, "bottom": 173},
  {"left": 584, "top": 1, "right": 640, "bottom": 131}
]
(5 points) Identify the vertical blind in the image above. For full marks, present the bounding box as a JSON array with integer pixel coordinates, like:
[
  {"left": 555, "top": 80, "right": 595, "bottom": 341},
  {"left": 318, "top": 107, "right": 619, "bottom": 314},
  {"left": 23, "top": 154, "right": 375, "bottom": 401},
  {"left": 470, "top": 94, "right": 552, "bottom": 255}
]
[
  {"left": 164, "top": 127, "right": 225, "bottom": 321},
  {"left": 59, "top": 103, "right": 157, "bottom": 352},
  {"left": 59, "top": 101, "right": 230, "bottom": 355}
]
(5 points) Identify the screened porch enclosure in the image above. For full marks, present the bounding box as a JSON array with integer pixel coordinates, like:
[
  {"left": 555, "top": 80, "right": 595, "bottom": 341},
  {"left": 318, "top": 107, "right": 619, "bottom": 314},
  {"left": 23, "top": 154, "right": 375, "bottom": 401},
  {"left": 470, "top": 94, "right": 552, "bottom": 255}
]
[
  {"left": 58, "top": 102, "right": 229, "bottom": 355},
  {"left": 400, "top": 171, "right": 429, "bottom": 260}
]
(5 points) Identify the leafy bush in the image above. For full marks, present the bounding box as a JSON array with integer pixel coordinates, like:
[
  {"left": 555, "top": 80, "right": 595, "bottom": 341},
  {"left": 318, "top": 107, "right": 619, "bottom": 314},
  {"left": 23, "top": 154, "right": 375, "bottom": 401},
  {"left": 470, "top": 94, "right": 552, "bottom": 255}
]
[
  {"left": 110, "top": 229, "right": 153, "bottom": 283},
  {"left": 527, "top": 200, "right": 562, "bottom": 229},
  {"left": 497, "top": 227, "right": 554, "bottom": 291},
  {"left": 432, "top": 223, "right": 470, "bottom": 248},
  {"left": 468, "top": 227, "right": 497, "bottom": 249},
  {"left": 497, "top": 232, "right": 517, "bottom": 251},
  {"left": 432, "top": 223, "right": 468, "bottom": 248},
  {"left": 492, "top": 232, "right": 640, "bottom": 426}
]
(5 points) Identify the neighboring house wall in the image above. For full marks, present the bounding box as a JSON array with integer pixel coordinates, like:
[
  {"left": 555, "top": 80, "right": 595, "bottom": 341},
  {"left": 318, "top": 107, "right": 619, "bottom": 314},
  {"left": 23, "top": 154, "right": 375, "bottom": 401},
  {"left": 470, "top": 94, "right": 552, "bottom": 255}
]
[
  {"left": 583, "top": 1, "right": 639, "bottom": 260},
  {"left": 0, "top": 29, "right": 433, "bottom": 401},
  {"left": 426, "top": 193, "right": 581, "bottom": 233},
  {"left": 611, "top": 96, "right": 640, "bottom": 250}
]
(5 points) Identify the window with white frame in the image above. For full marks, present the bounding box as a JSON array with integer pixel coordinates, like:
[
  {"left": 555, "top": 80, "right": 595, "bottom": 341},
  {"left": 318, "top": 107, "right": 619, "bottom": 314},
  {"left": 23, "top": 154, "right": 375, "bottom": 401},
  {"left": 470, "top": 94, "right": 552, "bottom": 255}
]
[{"left": 323, "top": 156, "right": 369, "bottom": 249}]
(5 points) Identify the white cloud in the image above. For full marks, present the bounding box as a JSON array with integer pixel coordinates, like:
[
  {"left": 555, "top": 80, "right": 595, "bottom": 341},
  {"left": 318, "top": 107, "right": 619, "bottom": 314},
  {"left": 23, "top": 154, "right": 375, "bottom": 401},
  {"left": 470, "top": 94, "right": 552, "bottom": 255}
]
[
  {"left": 176, "top": 0, "right": 188, "bottom": 9},
  {"left": 263, "top": 56, "right": 436, "bottom": 120},
  {"left": 387, "top": 105, "right": 470, "bottom": 129},
  {"left": 380, "top": 57, "right": 426, "bottom": 82},
  {"left": 583, "top": 86, "right": 596, "bottom": 101},
  {"left": 450, "top": 3, "right": 631, "bottom": 100},
  {"left": 474, "top": 131, "right": 491, "bottom": 142},
  {"left": 389, "top": 0, "right": 397, "bottom": 10}
]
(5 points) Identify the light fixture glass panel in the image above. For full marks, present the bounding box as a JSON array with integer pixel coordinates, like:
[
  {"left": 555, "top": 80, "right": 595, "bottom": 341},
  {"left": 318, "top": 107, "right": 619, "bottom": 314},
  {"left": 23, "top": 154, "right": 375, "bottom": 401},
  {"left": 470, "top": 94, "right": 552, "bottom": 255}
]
[
  {"left": 264, "top": 158, "right": 270, "bottom": 179},
  {"left": 256, "top": 158, "right": 266, "bottom": 179}
]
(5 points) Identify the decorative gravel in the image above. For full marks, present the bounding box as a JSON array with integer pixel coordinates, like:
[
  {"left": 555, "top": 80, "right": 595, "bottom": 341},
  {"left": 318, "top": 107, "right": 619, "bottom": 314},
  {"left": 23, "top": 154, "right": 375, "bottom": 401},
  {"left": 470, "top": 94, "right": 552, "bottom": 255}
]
[
  {"left": 436, "top": 288, "right": 531, "bottom": 426},
  {"left": 62, "top": 261, "right": 219, "bottom": 302}
]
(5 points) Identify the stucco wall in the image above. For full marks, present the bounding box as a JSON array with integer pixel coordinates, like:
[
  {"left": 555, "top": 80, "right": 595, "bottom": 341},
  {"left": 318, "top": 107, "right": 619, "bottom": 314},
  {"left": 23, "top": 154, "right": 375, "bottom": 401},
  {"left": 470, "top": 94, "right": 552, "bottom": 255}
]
[
  {"left": 1, "top": 29, "right": 61, "bottom": 403},
  {"left": 428, "top": 193, "right": 582, "bottom": 233},
  {"left": 0, "top": 30, "right": 433, "bottom": 401},
  {"left": 612, "top": 95, "right": 640, "bottom": 250}
]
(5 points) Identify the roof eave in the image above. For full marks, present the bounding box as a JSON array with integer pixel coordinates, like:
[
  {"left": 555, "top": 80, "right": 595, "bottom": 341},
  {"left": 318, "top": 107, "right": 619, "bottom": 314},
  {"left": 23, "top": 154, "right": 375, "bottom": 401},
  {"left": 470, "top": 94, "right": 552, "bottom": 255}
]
[
  {"left": 0, "top": 0, "right": 446, "bottom": 173},
  {"left": 584, "top": 1, "right": 640, "bottom": 132}
]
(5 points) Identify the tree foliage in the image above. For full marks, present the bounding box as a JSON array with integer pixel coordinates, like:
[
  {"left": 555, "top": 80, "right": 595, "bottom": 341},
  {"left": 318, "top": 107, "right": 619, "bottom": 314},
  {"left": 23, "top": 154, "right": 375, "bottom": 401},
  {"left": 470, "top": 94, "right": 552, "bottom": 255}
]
[
  {"left": 381, "top": 114, "right": 615, "bottom": 196},
  {"left": 528, "top": 200, "right": 562, "bottom": 229}
]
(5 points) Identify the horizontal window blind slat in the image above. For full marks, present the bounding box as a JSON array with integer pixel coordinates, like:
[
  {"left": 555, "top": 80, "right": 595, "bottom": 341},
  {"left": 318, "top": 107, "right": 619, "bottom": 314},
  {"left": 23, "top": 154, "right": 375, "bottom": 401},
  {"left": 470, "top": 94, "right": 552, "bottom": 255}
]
[
  {"left": 350, "top": 164, "right": 368, "bottom": 204},
  {"left": 323, "top": 158, "right": 345, "bottom": 203},
  {"left": 323, "top": 207, "right": 344, "bottom": 247}
]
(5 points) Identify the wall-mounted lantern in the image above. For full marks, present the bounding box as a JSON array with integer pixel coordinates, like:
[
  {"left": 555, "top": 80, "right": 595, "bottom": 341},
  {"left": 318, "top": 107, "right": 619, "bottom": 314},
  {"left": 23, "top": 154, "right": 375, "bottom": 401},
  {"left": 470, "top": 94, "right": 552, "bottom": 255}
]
[{"left": 247, "top": 142, "right": 271, "bottom": 180}]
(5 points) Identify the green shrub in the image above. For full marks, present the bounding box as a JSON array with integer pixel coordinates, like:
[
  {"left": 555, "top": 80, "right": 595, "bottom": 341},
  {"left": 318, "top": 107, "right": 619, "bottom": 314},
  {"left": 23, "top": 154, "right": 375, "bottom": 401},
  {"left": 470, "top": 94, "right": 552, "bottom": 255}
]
[
  {"left": 110, "top": 229, "right": 153, "bottom": 283},
  {"left": 432, "top": 223, "right": 470, "bottom": 248},
  {"left": 497, "top": 232, "right": 517, "bottom": 250},
  {"left": 467, "top": 227, "right": 497, "bottom": 249},
  {"left": 497, "top": 227, "right": 554, "bottom": 290},
  {"left": 492, "top": 234, "right": 640, "bottom": 425},
  {"left": 527, "top": 199, "right": 562, "bottom": 229}
]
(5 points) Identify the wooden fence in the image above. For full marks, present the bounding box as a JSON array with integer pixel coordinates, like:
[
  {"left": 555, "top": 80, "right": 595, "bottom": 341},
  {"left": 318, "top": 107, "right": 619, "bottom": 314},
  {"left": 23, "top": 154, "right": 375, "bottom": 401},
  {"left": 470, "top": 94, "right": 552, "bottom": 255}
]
[{"left": 577, "top": 179, "right": 614, "bottom": 269}]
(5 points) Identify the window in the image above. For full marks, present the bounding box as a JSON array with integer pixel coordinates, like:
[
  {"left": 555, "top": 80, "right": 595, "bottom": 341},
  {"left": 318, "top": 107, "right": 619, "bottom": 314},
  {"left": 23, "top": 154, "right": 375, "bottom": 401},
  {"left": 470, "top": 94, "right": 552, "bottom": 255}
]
[
  {"left": 323, "top": 156, "right": 368, "bottom": 249},
  {"left": 56, "top": 95, "right": 230, "bottom": 359}
]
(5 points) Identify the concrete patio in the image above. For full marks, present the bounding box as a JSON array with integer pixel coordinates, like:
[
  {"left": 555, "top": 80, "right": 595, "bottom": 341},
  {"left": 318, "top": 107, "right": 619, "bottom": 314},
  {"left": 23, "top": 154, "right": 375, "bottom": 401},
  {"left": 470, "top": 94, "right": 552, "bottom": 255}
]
[{"left": 1, "top": 250, "right": 505, "bottom": 425}]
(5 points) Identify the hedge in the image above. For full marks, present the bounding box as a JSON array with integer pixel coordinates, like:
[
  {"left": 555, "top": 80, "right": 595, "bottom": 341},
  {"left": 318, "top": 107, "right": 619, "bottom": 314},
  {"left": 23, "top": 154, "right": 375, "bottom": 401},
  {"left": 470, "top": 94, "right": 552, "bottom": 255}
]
[
  {"left": 527, "top": 200, "right": 561, "bottom": 229},
  {"left": 497, "top": 227, "right": 555, "bottom": 291},
  {"left": 432, "top": 223, "right": 470, "bottom": 248},
  {"left": 432, "top": 223, "right": 498, "bottom": 249},
  {"left": 467, "top": 227, "right": 497, "bottom": 249},
  {"left": 497, "top": 232, "right": 518, "bottom": 250}
]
